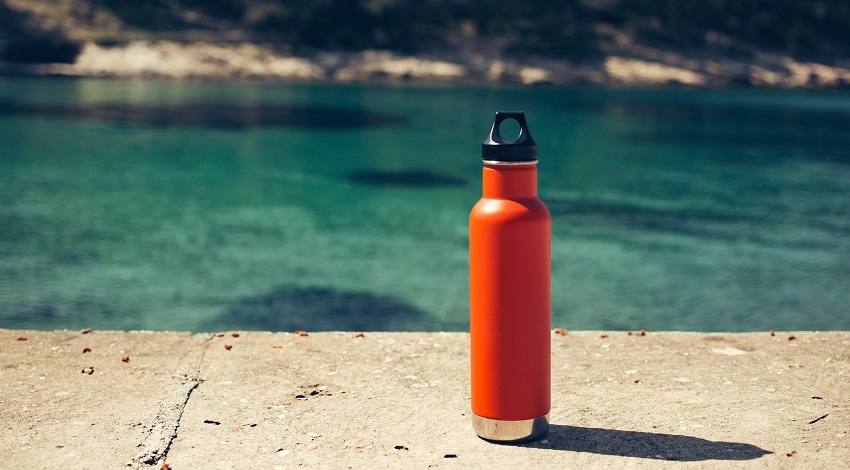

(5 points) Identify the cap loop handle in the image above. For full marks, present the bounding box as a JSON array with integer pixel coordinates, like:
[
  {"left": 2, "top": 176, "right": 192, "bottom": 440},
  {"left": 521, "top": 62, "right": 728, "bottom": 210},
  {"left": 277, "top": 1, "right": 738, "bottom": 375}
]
[
  {"left": 491, "top": 112, "right": 530, "bottom": 144},
  {"left": 482, "top": 111, "right": 538, "bottom": 162}
]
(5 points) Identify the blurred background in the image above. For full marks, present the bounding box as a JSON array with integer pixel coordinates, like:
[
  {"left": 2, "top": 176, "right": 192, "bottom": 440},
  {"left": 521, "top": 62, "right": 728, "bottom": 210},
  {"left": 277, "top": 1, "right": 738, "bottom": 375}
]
[{"left": 1, "top": 1, "right": 849, "bottom": 333}]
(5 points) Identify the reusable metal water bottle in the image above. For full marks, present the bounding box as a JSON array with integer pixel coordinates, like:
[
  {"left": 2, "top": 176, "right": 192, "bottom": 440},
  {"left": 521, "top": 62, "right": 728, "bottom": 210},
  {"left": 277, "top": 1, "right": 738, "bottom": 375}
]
[{"left": 470, "top": 112, "right": 551, "bottom": 442}]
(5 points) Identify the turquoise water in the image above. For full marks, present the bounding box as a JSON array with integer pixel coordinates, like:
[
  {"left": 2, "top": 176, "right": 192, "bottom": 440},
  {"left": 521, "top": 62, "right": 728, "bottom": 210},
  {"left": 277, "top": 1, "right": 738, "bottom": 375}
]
[{"left": 1, "top": 77, "right": 849, "bottom": 332}]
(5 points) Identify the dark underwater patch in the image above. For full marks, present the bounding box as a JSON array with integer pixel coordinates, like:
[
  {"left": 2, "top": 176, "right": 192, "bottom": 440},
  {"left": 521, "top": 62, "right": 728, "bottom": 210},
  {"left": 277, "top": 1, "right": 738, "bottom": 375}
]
[
  {"left": 0, "top": 101, "right": 408, "bottom": 129},
  {"left": 549, "top": 196, "right": 850, "bottom": 251},
  {"left": 560, "top": 97, "right": 850, "bottom": 133},
  {"left": 348, "top": 169, "right": 466, "bottom": 187},
  {"left": 217, "top": 285, "right": 439, "bottom": 332},
  {"left": 622, "top": 129, "right": 850, "bottom": 165},
  {"left": 546, "top": 197, "right": 751, "bottom": 238},
  {"left": 547, "top": 198, "right": 741, "bottom": 223},
  {"left": 559, "top": 97, "right": 850, "bottom": 165}
]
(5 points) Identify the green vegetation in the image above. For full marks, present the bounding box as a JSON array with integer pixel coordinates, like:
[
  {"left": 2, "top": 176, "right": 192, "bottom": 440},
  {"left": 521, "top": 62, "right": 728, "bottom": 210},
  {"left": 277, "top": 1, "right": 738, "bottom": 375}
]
[
  {"left": 0, "top": 2, "right": 81, "bottom": 62},
  {"left": 2, "top": 0, "right": 850, "bottom": 63}
]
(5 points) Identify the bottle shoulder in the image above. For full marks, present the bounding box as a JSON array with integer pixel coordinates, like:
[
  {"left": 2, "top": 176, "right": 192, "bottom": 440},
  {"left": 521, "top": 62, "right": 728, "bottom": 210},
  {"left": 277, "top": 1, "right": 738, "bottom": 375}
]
[{"left": 470, "top": 197, "right": 550, "bottom": 221}]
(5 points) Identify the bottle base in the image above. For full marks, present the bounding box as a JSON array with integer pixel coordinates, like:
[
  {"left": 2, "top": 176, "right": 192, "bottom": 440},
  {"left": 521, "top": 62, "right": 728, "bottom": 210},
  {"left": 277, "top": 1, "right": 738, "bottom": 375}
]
[{"left": 472, "top": 413, "right": 549, "bottom": 443}]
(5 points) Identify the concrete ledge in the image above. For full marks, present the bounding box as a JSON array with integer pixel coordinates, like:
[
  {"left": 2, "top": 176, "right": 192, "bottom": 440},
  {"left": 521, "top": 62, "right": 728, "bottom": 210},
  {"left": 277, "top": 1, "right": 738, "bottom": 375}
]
[{"left": 2, "top": 329, "right": 848, "bottom": 468}]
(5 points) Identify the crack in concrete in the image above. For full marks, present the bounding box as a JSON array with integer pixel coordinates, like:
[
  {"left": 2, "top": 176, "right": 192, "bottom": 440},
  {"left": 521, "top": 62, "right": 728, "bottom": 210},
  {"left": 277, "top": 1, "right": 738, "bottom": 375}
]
[{"left": 132, "top": 333, "right": 214, "bottom": 468}]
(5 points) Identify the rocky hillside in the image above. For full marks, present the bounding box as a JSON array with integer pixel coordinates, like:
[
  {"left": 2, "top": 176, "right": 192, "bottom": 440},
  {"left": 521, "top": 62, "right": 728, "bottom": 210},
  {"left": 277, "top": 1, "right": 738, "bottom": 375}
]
[{"left": 2, "top": 0, "right": 850, "bottom": 87}]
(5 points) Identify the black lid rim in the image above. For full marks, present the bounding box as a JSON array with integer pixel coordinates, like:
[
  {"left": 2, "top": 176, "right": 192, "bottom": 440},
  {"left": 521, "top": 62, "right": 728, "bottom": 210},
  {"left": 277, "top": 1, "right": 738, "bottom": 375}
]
[
  {"left": 483, "top": 160, "right": 539, "bottom": 166},
  {"left": 480, "top": 144, "right": 538, "bottom": 162}
]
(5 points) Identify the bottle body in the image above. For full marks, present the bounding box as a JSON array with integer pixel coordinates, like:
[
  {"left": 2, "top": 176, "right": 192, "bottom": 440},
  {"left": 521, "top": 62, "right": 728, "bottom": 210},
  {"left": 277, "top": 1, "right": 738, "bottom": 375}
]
[{"left": 470, "top": 163, "right": 551, "bottom": 441}]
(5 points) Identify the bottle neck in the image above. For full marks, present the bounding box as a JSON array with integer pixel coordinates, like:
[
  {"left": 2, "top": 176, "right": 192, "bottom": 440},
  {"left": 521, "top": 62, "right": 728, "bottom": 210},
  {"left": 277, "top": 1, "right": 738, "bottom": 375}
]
[{"left": 482, "top": 163, "right": 539, "bottom": 199}]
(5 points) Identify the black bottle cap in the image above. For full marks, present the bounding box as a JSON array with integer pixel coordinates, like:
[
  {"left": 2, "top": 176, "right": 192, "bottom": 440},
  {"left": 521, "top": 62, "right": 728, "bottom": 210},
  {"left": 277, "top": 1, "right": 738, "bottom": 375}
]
[{"left": 482, "top": 112, "right": 538, "bottom": 162}]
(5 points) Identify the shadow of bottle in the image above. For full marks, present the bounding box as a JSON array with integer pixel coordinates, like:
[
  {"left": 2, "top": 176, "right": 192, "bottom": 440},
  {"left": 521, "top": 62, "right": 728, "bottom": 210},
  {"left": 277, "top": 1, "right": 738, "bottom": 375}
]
[{"left": 509, "top": 424, "right": 772, "bottom": 461}]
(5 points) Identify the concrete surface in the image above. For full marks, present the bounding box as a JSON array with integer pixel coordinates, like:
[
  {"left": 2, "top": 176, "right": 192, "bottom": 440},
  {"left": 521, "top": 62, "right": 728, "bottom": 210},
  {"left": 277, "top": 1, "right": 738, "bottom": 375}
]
[{"left": 1, "top": 329, "right": 848, "bottom": 469}]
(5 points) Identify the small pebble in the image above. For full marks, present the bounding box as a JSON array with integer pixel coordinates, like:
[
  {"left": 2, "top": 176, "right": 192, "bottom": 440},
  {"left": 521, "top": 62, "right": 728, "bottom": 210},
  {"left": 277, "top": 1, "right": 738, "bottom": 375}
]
[
  {"left": 224, "top": 344, "right": 232, "bottom": 350},
  {"left": 540, "top": 439, "right": 549, "bottom": 445},
  {"left": 82, "top": 367, "right": 94, "bottom": 375},
  {"left": 15, "top": 336, "right": 27, "bottom": 341},
  {"left": 82, "top": 347, "right": 92, "bottom": 353},
  {"left": 80, "top": 328, "right": 92, "bottom": 334},
  {"left": 231, "top": 333, "right": 240, "bottom": 337},
  {"left": 121, "top": 355, "right": 130, "bottom": 362}
]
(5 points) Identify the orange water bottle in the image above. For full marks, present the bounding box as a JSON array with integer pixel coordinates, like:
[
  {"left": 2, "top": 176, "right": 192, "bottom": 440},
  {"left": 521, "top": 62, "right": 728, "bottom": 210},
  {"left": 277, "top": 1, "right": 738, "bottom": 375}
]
[{"left": 470, "top": 112, "right": 551, "bottom": 442}]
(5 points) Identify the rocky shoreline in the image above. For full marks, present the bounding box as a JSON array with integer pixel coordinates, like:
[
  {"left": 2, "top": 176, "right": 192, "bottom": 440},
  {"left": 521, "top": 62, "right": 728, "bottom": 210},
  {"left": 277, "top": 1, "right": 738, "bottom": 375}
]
[{"left": 4, "top": 40, "right": 850, "bottom": 89}]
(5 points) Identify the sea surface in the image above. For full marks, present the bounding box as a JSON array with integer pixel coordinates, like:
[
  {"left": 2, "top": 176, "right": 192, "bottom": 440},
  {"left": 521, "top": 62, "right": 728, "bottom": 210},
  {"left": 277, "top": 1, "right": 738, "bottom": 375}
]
[{"left": 1, "top": 77, "right": 848, "bottom": 332}]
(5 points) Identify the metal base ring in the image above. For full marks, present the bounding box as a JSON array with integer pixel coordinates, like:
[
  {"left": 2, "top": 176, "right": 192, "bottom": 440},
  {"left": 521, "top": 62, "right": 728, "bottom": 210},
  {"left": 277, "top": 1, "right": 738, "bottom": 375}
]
[{"left": 472, "top": 413, "right": 550, "bottom": 442}]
